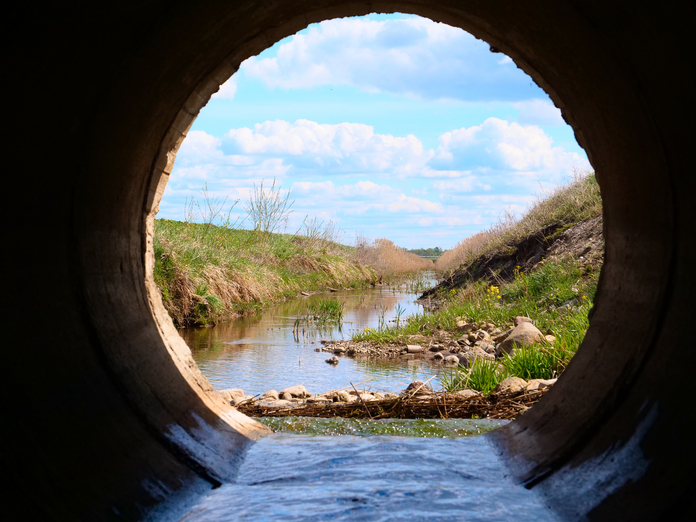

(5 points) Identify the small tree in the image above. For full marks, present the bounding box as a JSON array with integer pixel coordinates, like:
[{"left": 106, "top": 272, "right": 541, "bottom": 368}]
[{"left": 244, "top": 178, "right": 294, "bottom": 235}]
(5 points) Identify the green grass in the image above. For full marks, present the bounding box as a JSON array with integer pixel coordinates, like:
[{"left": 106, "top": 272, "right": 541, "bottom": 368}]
[
  {"left": 153, "top": 219, "right": 375, "bottom": 327},
  {"left": 306, "top": 298, "right": 345, "bottom": 326},
  {"left": 351, "top": 256, "right": 598, "bottom": 393}
]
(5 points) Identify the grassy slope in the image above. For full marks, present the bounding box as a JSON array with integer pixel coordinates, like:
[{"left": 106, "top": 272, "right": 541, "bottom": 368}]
[
  {"left": 353, "top": 173, "right": 603, "bottom": 394},
  {"left": 154, "top": 220, "right": 376, "bottom": 327}
]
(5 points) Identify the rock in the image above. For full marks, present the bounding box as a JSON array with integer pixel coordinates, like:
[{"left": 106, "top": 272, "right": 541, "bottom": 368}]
[
  {"left": 325, "top": 356, "right": 339, "bottom": 364},
  {"left": 231, "top": 395, "right": 254, "bottom": 406},
  {"left": 456, "top": 321, "right": 478, "bottom": 333},
  {"left": 514, "top": 316, "right": 534, "bottom": 326},
  {"left": 407, "top": 345, "right": 424, "bottom": 353},
  {"left": 358, "top": 393, "right": 375, "bottom": 402},
  {"left": 326, "top": 390, "right": 353, "bottom": 402},
  {"left": 496, "top": 322, "right": 545, "bottom": 356},
  {"left": 477, "top": 342, "right": 496, "bottom": 354},
  {"left": 482, "top": 322, "right": 496, "bottom": 332},
  {"left": 429, "top": 345, "right": 442, "bottom": 352},
  {"left": 216, "top": 388, "right": 246, "bottom": 402},
  {"left": 261, "top": 389, "right": 279, "bottom": 400},
  {"left": 373, "top": 392, "right": 385, "bottom": 400},
  {"left": 404, "top": 381, "right": 432, "bottom": 394},
  {"left": 492, "top": 376, "right": 528, "bottom": 396},
  {"left": 493, "top": 328, "right": 513, "bottom": 343},
  {"left": 444, "top": 355, "right": 460, "bottom": 365},
  {"left": 457, "top": 348, "right": 493, "bottom": 367},
  {"left": 306, "top": 396, "right": 332, "bottom": 403},
  {"left": 476, "top": 330, "right": 491, "bottom": 342},
  {"left": 280, "top": 392, "right": 293, "bottom": 400},
  {"left": 280, "top": 384, "right": 311, "bottom": 398},
  {"left": 452, "top": 389, "right": 481, "bottom": 399},
  {"left": 544, "top": 335, "right": 557, "bottom": 343},
  {"left": 433, "top": 352, "right": 445, "bottom": 361},
  {"left": 273, "top": 400, "right": 294, "bottom": 407},
  {"left": 383, "top": 393, "right": 399, "bottom": 399},
  {"left": 333, "top": 347, "right": 345, "bottom": 354},
  {"left": 526, "top": 378, "right": 557, "bottom": 391}
]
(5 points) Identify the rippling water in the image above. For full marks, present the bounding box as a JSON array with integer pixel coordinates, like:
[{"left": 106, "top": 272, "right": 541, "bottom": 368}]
[
  {"left": 182, "top": 277, "right": 446, "bottom": 395},
  {"left": 164, "top": 420, "right": 555, "bottom": 522}
]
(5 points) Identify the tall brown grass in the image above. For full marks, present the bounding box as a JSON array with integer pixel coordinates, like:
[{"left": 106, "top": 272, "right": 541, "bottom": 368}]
[
  {"left": 435, "top": 171, "right": 601, "bottom": 273},
  {"left": 355, "top": 236, "right": 434, "bottom": 276}
]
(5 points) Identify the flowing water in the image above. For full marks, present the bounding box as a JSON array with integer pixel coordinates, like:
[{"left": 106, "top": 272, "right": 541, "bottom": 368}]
[
  {"left": 182, "top": 274, "right": 444, "bottom": 396},
  {"left": 163, "top": 418, "right": 555, "bottom": 521},
  {"left": 169, "top": 275, "right": 555, "bottom": 521}
]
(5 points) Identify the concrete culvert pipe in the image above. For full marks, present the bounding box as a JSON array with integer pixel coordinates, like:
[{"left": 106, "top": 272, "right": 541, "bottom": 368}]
[{"left": 3, "top": 1, "right": 695, "bottom": 520}]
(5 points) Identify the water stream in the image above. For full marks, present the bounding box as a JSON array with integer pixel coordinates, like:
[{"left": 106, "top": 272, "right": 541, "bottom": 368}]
[
  {"left": 182, "top": 274, "right": 444, "bottom": 396},
  {"left": 169, "top": 275, "right": 555, "bottom": 521}
]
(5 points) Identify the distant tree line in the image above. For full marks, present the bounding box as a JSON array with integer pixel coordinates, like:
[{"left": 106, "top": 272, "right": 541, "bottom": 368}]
[{"left": 407, "top": 247, "right": 444, "bottom": 258}]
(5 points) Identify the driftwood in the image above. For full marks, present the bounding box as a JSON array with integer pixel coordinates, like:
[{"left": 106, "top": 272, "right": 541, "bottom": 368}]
[{"left": 237, "top": 389, "right": 548, "bottom": 421}]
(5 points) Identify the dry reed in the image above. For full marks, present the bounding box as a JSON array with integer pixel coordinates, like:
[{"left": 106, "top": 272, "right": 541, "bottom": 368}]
[
  {"left": 435, "top": 171, "right": 601, "bottom": 272},
  {"left": 355, "top": 237, "right": 433, "bottom": 277}
]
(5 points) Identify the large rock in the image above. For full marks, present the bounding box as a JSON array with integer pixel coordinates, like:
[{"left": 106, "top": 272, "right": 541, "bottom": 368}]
[
  {"left": 492, "top": 376, "right": 528, "bottom": 396},
  {"left": 280, "top": 384, "right": 311, "bottom": 398},
  {"left": 215, "top": 388, "right": 245, "bottom": 402},
  {"left": 493, "top": 328, "right": 513, "bottom": 343},
  {"left": 496, "top": 322, "right": 544, "bottom": 356},
  {"left": 514, "top": 316, "right": 534, "bottom": 326},
  {"left": 261, "top": 389, "right": 279, "bottom": 400}
]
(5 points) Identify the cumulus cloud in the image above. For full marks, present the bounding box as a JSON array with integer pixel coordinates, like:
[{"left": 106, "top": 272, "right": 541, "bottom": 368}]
[
  {"left": 211, "top": 78, "right": 237, "bottom": 100},
  {"left": 222, "top": 119, "right": 430, "bottom": 175},
  {"left": 241, "top": 17, "right": 544, "bottom": 101},
  {"left": 161, "top": 117, "right": 590, "bottom": 248},
  {"left": 430, "top": 117, "right": 589, "bottom": 174}
]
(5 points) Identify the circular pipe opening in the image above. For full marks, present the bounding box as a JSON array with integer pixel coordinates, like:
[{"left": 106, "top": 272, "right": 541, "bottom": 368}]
[{"left": 6, "top": 1, "right": 694, "bottom": 520}]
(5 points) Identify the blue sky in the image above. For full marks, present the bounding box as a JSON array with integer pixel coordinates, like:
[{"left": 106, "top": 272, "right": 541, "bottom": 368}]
[{"left": 158, "top": 13, "right": 590, "bottom": 249}]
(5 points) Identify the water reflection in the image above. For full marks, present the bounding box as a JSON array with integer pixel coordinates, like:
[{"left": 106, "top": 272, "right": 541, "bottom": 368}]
[{"left": 181, "top": 274, "right": 444, "bottom": 395}]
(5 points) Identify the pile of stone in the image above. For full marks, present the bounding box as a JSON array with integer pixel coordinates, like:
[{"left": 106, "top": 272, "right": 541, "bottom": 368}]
[
  {"left": 221, "top": 376, "right": 558, "bottom": 420},
  {"left": 213, "top": 383, "right": 400, "bottom": 408},
  {"left": 315, "top": 316, "right": 554, "bottom": 369}
]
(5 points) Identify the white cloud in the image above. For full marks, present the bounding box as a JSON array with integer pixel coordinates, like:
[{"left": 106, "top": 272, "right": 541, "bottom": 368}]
[
  {"left": 179, "top": 130, "right": 222, "bottom": 159},
  {"left": 241, "top": 17, "right": 544, "bottom": 102},
  {"left": 431, "top": 177, "right": 479, "bottom": 193},
  {"left": 211, "top": 78, "right": 237, "bottom": 100},
  {"left": 223, "top": 119, "right": 431, "bottom": 175},
  {"left": 430, "top": 117, "right": 589, "bottom": 175},
  {"left": 290, "top": 180, "right": 442, "bottom": 215}
]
